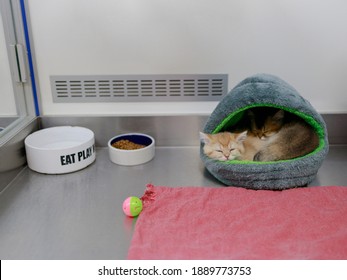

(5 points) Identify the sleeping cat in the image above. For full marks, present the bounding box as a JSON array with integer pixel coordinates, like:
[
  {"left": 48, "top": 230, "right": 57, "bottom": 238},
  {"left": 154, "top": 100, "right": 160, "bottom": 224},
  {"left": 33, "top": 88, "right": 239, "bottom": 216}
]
[
  {"left": 247, "top": 108, "right": 319, "bottom": 161},
  {"left": 200, "top": 131, "right": 265, "bottom": 161},
  {"left": 201, "top": 108, "right": 319, "bottom": 162}
]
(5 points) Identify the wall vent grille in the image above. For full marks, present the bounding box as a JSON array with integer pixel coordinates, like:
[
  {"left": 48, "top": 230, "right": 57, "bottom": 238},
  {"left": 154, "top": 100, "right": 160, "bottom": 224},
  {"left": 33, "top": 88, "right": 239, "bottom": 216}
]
[{"left": 50, "top": 74, "right": 227, "bottom": 102}]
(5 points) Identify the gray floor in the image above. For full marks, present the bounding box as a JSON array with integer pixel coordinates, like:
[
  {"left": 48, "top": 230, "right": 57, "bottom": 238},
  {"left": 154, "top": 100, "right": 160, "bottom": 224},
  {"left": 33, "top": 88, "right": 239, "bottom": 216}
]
[{"left": 0, "top": 145, "right": 346, "bottom": 259}]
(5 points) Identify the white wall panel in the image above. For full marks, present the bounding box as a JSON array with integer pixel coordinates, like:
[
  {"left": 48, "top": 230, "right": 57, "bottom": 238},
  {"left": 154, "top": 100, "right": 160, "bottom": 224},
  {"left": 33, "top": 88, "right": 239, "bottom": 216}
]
[{"left": 28, "top": 0, "right": 347, "bottom": 115}]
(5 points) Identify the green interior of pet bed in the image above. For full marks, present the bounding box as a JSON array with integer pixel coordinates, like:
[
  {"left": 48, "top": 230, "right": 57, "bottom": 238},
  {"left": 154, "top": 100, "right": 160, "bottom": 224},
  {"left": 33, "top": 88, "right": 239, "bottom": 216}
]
[{"left": 212, "top": 103, "right": 326, "bottom": 165}]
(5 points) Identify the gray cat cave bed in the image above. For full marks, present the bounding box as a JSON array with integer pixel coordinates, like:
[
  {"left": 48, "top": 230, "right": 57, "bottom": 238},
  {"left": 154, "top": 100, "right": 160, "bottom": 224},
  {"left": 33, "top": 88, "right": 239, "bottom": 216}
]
[{"left": 200, "top": 74, "right": 329, "bottom": 190}]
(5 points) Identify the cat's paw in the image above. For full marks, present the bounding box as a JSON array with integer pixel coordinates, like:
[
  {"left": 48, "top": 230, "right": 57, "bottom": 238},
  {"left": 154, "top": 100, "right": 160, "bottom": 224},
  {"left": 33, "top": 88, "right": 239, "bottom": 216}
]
[
  {"left": 254, "top": 151, "right": 276, "bottom": 162},
  {"left": 253, "top": 152, "right": 264, "bottom": 161}
]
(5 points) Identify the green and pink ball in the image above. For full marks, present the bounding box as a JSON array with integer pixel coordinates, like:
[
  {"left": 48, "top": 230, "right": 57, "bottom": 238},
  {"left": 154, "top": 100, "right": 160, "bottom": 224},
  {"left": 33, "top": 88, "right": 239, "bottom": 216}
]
[{"left": 122, "top": 196, "right": 143, "bottom": 217}]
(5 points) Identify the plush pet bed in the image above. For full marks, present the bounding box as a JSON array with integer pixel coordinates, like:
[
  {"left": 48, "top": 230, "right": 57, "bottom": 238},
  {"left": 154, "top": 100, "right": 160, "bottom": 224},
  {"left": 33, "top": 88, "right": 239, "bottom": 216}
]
[{"left": 200, "top": 74, "right": 329, "bottom": 190}]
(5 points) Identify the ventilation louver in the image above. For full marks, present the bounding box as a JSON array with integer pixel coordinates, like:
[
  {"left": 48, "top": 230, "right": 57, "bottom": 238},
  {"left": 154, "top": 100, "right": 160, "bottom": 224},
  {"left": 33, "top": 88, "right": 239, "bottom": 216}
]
[{"left": 50, "top": 74, "right": 227, "bottom": 102}]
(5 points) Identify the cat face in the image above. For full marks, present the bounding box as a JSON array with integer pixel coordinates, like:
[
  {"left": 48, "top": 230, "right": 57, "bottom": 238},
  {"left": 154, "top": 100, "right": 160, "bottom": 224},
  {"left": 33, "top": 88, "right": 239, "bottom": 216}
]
[
  {"left": 248, "top": 109, "right": 284, "bottom": 140},
  {"left": 200, "top": 131, "right": 247, "bottom": 161}
]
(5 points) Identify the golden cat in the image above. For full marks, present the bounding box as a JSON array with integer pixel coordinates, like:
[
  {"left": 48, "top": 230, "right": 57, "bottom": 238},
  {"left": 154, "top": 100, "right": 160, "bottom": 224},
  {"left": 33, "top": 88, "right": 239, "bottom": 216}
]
[{"left": 200, "top": 131, "right": 265, "bottom": 161}]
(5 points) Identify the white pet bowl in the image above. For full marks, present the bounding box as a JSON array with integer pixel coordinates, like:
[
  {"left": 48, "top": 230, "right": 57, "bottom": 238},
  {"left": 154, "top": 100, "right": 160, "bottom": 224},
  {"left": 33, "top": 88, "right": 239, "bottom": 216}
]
[
  {"left": 108, "top": 133, "right": 155, "bottom": 166},
  {"left": 25, "top": 126, "right": 96, "bottom": 174}
]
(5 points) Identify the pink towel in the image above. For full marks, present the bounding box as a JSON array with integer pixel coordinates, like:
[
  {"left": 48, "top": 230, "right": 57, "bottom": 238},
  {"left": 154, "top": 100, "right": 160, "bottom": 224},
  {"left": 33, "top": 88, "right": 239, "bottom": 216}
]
[{"left": 127, "top": 185, "right": 347, "bottom": 260}]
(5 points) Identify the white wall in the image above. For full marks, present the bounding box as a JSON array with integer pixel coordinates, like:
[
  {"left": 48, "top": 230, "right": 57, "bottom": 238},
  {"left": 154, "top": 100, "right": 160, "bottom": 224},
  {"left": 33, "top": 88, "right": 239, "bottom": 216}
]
[
  {"left": 28, "top": 0, "right": 347, "bottom": 115},
  {"left": 0, "top": 11, "right": 17, "bottom": 117}
]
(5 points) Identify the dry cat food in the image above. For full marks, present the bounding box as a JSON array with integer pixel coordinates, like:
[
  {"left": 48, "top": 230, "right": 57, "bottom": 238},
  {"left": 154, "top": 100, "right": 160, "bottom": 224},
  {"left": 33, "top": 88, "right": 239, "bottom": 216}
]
[{"left": 112, "top": 139, "right": 146, "bottom": 150}]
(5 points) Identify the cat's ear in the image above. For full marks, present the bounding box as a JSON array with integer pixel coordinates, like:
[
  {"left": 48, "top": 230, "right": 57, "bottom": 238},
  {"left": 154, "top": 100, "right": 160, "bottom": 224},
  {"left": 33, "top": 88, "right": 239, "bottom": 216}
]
[
  {"left": 247, "top": 110, "right": 256, "bottom": 130},
  {"left": 236, "top": 131, "right": 248, "bottom": 143},
  {"left": 199, "top": 132, "right": 211, "bottom": 144},
  {"left": 273, "top": 110, "right": 285, "bottom": 122}
]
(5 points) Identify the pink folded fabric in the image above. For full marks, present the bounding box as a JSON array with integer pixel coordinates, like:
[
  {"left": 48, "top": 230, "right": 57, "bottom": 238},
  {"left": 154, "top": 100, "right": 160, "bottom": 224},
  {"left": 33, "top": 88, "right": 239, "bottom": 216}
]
[{"left": 127, "top": 185, "right": 347, "bottom": 260}]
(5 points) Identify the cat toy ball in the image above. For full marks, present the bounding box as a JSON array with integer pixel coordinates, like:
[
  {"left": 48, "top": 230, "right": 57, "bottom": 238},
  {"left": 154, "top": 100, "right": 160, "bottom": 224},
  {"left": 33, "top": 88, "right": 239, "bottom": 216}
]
[{"left": 123, "top": 196, "right": 143, "bottom": 217}]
